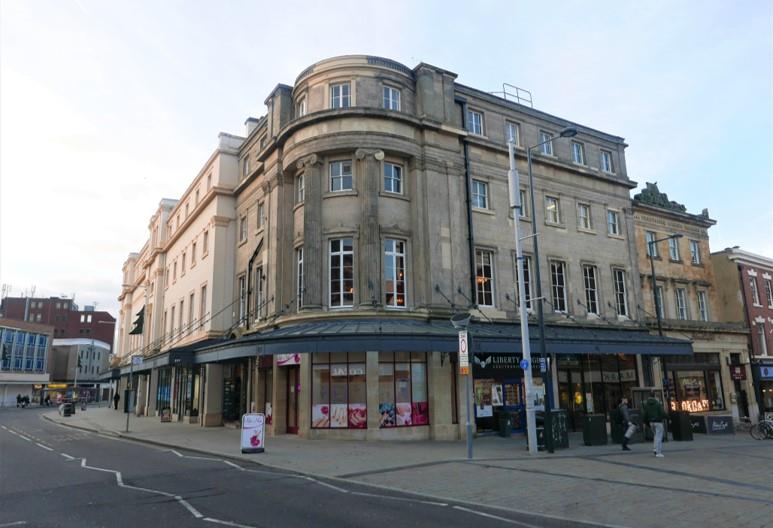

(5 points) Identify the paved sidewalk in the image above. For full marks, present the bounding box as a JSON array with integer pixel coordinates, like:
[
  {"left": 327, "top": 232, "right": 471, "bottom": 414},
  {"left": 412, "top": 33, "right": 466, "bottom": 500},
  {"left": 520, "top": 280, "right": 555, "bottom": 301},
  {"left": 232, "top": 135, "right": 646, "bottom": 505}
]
[{"left": 45, "top": 407, "right": 773, "bottom": 528}]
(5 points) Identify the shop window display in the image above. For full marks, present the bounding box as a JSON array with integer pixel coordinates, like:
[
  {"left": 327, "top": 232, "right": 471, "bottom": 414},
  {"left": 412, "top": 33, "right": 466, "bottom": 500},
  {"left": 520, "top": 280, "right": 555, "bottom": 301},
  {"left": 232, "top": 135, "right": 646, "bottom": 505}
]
[
  {"left": 312, "top": 352, "right": 366, "bottom": 429},
  {"left": 379, "top": 352, "right": 428, "bottom": 427},
  {"left": 664, "top": 354, "right": 725, "bottom": 412}
]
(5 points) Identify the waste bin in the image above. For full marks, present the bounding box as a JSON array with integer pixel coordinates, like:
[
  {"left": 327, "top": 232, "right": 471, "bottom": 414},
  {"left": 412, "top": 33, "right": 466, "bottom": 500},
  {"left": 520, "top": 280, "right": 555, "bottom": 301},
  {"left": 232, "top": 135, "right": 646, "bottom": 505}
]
[
  {"left": 59, "top": 403, "right": 73, "bottom": 417},
  {"left": 535, "top": 409, "right": 569, "bottom": 450},
  {"left": 498, "top": 411, "right": 513, "bottom": 437},
  {"left": 670, "top": 411, "right": 693, "bottom": 441},
  {"left": 583, "top": 414, "right": 607, "bottom": 446}
]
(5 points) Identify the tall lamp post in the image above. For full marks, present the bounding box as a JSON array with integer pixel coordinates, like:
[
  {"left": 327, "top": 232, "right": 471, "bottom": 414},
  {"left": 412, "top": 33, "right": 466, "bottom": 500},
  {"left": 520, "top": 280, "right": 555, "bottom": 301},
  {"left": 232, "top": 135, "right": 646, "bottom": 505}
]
[
  {"left": 647, "top": 233, "right": 682, "bottom": 401},
  {"left": 508, "top": 140, "right": 538, "bottom": 454},
  {"left": 526, "top": 126, "right": 577, "bottom": 453}
]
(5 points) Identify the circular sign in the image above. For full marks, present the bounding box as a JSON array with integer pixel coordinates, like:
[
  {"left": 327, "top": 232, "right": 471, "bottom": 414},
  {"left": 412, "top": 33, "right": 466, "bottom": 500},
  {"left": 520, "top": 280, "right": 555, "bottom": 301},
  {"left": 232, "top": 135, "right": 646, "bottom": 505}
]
[{"left": 520, "top": 359, "right": 529, "bottom": 370}]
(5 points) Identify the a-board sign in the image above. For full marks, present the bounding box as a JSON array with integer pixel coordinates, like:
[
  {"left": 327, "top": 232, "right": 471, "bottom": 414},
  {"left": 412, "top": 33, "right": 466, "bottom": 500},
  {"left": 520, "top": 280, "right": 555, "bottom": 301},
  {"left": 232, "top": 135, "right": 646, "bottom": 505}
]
[
  {"left": 241, "top": 413, "right": 265, "bottom": 453},
  {"left": 160, "top": 408, "right": 172, "bottom": 422}
]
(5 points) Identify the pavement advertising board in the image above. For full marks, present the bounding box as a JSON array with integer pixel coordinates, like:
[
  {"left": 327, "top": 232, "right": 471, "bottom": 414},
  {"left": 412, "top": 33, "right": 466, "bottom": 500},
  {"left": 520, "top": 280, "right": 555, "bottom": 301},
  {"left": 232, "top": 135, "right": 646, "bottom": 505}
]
[{"left": 241, "top": 413, "right": 265, "bottom": 453}]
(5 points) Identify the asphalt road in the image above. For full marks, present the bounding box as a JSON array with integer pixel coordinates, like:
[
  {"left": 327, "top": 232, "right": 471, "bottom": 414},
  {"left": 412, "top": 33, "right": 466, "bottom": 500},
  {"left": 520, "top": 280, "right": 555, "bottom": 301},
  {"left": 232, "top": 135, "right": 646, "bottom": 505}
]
[{"left": 0, "top": 407, "right": 600, "bottom": 528}]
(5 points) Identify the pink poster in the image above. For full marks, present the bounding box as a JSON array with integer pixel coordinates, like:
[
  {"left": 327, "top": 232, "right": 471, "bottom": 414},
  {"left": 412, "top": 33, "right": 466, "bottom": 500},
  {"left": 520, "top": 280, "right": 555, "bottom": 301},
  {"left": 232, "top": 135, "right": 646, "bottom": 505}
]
[
  {"left": 411, "top": 402, "right": 429, "bottom": 425},
  {"left": 330, "top": 404, "right": 348, "bottom": 428},
  {"left": 276, "top": 353, "right": 301, "bottom": 366},
  {"left": 396, "top": 403, "right": 412, "bottom": 426},
  {"left": 348, "top": 404, "right": 366, "bottom": 428},
  {"left": 311, "top": 404, "right": 329, "bottom": 428}
]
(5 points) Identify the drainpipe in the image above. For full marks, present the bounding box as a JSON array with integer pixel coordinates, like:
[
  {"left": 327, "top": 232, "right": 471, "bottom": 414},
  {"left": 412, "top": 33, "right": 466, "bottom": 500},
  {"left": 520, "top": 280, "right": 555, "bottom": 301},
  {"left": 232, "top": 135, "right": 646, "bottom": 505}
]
[
  {"left": 245, "top": 239, "right": 264, "bottom": 329},
  {"left": 455, "top": 97, "right": 477, "bottom": 306}
]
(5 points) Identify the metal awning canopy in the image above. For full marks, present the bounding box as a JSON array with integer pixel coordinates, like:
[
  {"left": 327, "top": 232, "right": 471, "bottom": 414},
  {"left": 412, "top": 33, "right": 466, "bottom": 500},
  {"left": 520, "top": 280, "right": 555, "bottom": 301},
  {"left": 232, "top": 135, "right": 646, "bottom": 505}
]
[{"left": 192, "top": 318, "right": 692, "bottom": 361}]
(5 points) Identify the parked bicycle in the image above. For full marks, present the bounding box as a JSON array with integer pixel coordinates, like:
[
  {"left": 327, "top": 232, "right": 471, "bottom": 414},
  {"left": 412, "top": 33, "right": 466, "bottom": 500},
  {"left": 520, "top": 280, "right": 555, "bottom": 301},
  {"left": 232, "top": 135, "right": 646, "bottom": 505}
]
[
  {"left": 736, "top": 417, "right": 753, "bottom": 433},
  {"left": 750, "top": 418, "right": 773, "bottom": 440}
]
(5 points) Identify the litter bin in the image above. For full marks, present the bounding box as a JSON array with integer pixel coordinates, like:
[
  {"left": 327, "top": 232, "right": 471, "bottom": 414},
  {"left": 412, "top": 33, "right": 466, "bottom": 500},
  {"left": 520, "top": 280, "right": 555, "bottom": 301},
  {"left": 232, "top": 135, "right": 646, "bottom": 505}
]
[
  {"left": 498, "top": 412, "right": 514, "bottom": 437},
  {"left": 670, "top": 411, "right": 693, "bottom": 441},
  {"left": 583, "top": 414, "right": 607, "bottom": 446},
  {"left": 59, "top": 403, "right": 73, "bottom": 417}
]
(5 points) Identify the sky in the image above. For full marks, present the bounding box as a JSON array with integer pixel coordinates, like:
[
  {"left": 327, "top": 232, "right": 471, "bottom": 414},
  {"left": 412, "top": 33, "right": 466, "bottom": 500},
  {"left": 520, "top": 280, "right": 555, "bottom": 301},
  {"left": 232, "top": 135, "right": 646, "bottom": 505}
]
[{"left": 1, "top": 0, "right": 772, "bottom": 318}]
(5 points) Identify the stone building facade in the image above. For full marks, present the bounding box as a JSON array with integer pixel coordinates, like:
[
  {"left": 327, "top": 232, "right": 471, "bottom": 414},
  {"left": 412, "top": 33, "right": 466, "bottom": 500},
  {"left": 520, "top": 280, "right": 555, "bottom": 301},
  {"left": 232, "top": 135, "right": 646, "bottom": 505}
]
[
  {"left": 114, "top": 56, "right": 689, "bottom": 440},
  {"left": 711, "top": 248, "right": 773, "bottom": 420},
  {"left": 632, "top": 183, "right": 755, "bottom": 422}
]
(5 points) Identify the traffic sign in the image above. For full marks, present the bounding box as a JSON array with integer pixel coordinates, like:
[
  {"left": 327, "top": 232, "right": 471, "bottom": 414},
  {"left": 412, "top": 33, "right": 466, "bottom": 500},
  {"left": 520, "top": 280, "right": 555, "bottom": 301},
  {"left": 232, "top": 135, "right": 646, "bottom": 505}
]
[
  {"left": 132, "top": 356, "right": 143, "bottom": 366},
  {"left": 458, "top": 330, "right": 469, "bottom": 369},
  {"left": 520, "top": 359, "right": 529, "bottom": 370},
  {"left": 539, "top": 357, "right": 547, "bottom": 373}
]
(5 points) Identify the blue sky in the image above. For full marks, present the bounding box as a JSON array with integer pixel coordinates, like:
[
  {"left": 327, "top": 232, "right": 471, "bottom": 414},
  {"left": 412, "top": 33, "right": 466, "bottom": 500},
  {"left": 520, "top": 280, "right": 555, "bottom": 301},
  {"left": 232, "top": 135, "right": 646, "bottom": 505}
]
[{"left": 1, "top": 0, "right": 771, "bottom": 316}]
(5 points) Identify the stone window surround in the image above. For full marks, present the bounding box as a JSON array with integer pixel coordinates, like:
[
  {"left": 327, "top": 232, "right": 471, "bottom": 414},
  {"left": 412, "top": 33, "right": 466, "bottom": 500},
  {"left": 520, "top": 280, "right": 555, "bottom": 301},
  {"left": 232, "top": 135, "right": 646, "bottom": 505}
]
[
  {"left": 382, "top": 84, "right": 401, "bottom": 111},
  {"left": 467, "top": 108, "right": 485, "bottom": 136},
  {"left": 600, "top": 149, "right": 615, "bottom": 174},
  {"left": 326, "top": 233, "right": 357, "bottom": 310},
  {"left": 571, "top": 140, "right": 586, "bottom": 166},
  {"left": 577, "top": 202, "right": 593, "bottom": 232},
  {"left": 383, "top": 237, "right": 408, "bottom": 310},
  {"left": 606, "top": 208, "right": 624, "bottom": 239},
  {"left": 544, "top": 194, "right": 563, "bottom": 226}
]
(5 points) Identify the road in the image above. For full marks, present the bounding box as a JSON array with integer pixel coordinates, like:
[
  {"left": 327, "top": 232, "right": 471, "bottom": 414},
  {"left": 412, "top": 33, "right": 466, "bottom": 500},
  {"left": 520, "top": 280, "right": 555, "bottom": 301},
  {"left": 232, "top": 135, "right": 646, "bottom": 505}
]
[{"left": 0, "top": 407, "right": 601, "bottom": 528}]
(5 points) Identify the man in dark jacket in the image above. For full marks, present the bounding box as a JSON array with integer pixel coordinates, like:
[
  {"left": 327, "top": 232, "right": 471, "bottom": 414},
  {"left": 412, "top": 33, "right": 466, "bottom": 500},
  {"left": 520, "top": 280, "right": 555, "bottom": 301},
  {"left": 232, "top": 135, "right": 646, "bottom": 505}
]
[
  {"left": 618, "top": 397, "right": 636, "bottom": 451},
  {"left": 642, "top": 390, "right": 668, "bottom": 457},
  {"left": 113, "top": 392, "right": 120, "bottom": 411}
]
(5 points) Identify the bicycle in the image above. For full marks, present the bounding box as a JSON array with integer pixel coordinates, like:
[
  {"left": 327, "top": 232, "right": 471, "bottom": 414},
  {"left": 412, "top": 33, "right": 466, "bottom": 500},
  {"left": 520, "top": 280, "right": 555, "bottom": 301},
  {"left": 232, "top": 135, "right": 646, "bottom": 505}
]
[
  {"left": 736, "top": 417, "right": 753, "bottom": 433},
  {"left": 750, "top": 419, "right": 773, "bottom": 440}
]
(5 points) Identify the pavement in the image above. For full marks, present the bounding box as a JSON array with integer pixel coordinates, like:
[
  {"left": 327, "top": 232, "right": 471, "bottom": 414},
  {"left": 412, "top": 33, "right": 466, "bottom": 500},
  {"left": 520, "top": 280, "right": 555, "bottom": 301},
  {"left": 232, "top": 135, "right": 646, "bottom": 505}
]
[{"left": 31, "top": 406, "right": 773, "bottom": 527}]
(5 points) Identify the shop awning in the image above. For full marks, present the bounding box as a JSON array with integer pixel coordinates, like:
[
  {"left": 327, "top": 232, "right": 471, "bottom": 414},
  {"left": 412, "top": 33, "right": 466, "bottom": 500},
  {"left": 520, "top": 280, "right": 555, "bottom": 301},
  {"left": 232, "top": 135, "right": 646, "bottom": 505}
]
[{"left": 193, "top": 318, "right": 692, "bottom": 361}]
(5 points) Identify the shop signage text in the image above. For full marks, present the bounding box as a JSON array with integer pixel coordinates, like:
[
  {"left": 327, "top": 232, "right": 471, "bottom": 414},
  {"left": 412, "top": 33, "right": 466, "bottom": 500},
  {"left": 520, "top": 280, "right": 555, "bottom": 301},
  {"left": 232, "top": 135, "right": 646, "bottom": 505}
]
[
  {"left": 729, "top": 366, "right": 746, "bottom": 381},
  {"left": 670, "top": 399, "right": 710, "bottom": 413},
  {"left": 707, "top": 416, "right": 734, "bottom": 434}
]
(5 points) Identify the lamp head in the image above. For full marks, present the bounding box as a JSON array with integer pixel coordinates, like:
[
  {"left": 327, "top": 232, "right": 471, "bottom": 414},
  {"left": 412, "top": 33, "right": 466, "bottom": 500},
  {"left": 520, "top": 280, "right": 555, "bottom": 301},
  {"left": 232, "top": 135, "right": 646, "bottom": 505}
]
[
  {"left": 671, "top": 233, "right": 684, "bottom": 239},
  {"left": 450, "top": 312, "right": 471, "bottom": 330},
  {"left": 559, "top": 127, "right": 578, "bottom": 138}
]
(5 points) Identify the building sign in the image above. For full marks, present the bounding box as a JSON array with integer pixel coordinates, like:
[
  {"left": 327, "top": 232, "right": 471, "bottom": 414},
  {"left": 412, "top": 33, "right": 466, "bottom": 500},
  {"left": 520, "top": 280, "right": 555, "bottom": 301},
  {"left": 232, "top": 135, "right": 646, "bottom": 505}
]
[
  {"left": 670, "top": 399, "right": 710, "bottom": 413},
  {"left": 240, "top": 413, "right": 265, "bottom": 453},
  {"left": 707, "top": 415, "right": 734, "bottom": 435},
  {"left": 276, "top": 353, "right": 301, "bottom": 366},
  {"left": 689, "top": 415, "right": 707, "bottom": 434},
  {"left": 472, "top": 354, "right": 520, "bottom": 375},
  {"left": 729, "top": 366, "right": 746, "bottom": 381},
  {"left": 758, "top": 365, "right": 773, "bottom": 380}
]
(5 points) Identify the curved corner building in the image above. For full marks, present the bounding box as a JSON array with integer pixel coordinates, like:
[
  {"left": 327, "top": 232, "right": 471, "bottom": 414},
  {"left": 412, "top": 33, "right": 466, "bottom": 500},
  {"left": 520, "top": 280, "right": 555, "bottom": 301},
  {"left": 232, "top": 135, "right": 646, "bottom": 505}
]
[{"left": 114, "top": 55, "right": 693, "bottom": 441}]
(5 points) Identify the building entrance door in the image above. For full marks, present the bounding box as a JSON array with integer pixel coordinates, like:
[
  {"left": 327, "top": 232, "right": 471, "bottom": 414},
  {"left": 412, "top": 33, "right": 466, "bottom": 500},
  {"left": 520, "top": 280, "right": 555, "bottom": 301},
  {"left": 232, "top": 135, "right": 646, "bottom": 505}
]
[
  {"left": 559, "top": 369, "right": 586, "bottom": 431},
  {"left": 286, "top": 366, "right": 299, "bottom": 434}
]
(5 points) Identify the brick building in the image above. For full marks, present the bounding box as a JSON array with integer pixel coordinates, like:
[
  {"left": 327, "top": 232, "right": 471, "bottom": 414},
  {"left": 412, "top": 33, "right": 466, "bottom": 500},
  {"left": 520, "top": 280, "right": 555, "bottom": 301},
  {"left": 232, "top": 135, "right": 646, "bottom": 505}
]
[
  {"left": 712, "top": 248, "right": 773, "bottom": 419},
  {"left": 0, "top": 296, "right": 116, "bottom": 347}
]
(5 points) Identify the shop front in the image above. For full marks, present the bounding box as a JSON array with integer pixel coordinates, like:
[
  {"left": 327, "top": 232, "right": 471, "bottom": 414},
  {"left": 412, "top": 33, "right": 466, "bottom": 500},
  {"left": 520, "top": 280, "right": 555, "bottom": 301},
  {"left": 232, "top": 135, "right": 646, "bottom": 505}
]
[
  {"left": 663, "top": 353, "right": 726, "bottom": 414},
  {"left": 171, "top": 366, "right": 201, "bottom": 423},
  {"left": 757, "top": 363, "right": 773, "bottom": 421},
  {"left": 471, "top": 353, "right": 530, "bottom": 434},
  {"left": 557, "top": 354, "right": 640, "bottom": 431},
  {"left": 222, "top": 360, "right": 249, "bottom": 424}
]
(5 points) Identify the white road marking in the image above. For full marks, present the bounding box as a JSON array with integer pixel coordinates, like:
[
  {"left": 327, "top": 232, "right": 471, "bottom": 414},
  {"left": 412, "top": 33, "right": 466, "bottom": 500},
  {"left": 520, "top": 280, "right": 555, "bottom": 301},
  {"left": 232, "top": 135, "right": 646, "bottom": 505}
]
[
  {"left": 0, "top": 521, "right": 28, "bottom": 527},
  {"left": 60, "top": 453, "right": 75, "bottom": 460},
  {"left": 176, "top": 496, "right": 204, "bottom": 519},
  {"left": 0, "top": 425, "right": 8, "bottom": 430},
  {"left": 203, "top": 518, "right": 255, "bottom": 528},
  {"left": 222, "top": 460, "right": 245, "bottom": 471},
  {"left": 303, "top": 476, "right": 349, "bottom": 493},
  {"left": 452, "top": 505, "right": 542, "bottom": 528},
  {"left": 35, "top": 442, "right": 54, "bottom": 451}
]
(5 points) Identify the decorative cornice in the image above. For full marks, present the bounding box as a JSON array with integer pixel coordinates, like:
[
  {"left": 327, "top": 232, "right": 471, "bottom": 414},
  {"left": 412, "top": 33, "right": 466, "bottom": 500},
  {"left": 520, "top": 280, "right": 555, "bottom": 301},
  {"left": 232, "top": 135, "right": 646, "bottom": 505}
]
[
  {"left": 355, "top": 148, "right": 385, "bottom": 161},
  {"left": 296, "top": 153, "right": 322, "bottom": 170},
  {"left": 210, "top": 215, "right": 232, "bottom": 228}
]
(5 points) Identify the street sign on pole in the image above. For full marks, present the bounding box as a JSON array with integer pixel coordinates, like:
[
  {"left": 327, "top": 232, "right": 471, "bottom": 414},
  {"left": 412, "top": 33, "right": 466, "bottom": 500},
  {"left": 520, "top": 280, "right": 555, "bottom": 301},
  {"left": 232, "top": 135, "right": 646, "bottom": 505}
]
[
  {"left": 520, "top": 359, "right": 530, "bottom": 370},
  {"left": 459, "top": 330, "right": 469, "bottom": 368},
  {"left": 132, "top": 356, "right": 143, "bottom": 366}
]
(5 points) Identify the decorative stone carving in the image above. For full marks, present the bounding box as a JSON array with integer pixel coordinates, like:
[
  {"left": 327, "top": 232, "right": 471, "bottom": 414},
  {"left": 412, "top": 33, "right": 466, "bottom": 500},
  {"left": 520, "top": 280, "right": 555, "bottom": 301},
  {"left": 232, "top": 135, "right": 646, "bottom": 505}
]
[{"left": 633, "top": 182, "right": 687, "bottom": 212}]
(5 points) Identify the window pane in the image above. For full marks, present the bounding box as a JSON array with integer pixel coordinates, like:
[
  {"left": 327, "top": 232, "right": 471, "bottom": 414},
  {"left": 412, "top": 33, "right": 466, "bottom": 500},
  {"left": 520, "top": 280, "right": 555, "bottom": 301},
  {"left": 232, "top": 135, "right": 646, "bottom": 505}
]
[
  {"left": 395, "top": 363, "right": 412, "bottom": 425},
  {"left": 311, "top": 365, "right": 331, "bottom": 428},
  {"left": 330, "top": 363, "right": 348, "bottom": 428},
  {"left": 348, "top": 363, "right": 366, "bottom": 428},
  {"left": 411, "top": 362, "right": 428, "bottom": 425},
  {"left": 379, "top": 362, "right": 395, "bottom": 428}
]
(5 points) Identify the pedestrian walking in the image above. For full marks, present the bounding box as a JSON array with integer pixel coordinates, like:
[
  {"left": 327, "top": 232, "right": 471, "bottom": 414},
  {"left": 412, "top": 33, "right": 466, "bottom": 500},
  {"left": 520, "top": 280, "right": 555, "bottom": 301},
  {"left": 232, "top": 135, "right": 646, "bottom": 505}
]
[
  {"left": 642, "top": 390, "right": 668, "bottom": 458},
  {"left": 618, "top": 397, "right": 637, "bottom": 451},
  {"left": 16, "top": 394, "right": 21, "bottom": 408},
  {"left": 113, "top": 392, "right": 120, "bottom": 410}
]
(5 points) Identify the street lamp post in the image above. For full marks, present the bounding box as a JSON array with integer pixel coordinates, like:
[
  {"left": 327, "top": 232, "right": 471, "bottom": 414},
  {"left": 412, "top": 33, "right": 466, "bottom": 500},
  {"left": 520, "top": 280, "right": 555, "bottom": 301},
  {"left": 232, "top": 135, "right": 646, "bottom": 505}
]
[
  {"left": 508, "top": 140, "right": 538, "bottom": 454},
  {"left": 526, "top": 126, "right": 577, "bottom": 453},
  {"left": 647, "top": 233, "right": 683, "bottom": 400}
]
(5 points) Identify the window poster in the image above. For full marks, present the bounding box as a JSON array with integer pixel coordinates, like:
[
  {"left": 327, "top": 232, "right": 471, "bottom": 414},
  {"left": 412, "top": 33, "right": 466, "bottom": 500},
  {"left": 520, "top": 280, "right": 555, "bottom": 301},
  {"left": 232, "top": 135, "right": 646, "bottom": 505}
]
[
  {"left": 379, "top": 403, "right": 396, "bottom": 427},
  {"left": 312, "top": 404, "right": 329, "bottom": 428},
  {"left": 396, "top": 402, "right": 412, "bottom": 425},
  {"left": 348, "top": 404, "right": 366, "bottom": 428},
  {"left": 474, "top": 379, "right": 493, "bottom": 417},
  {"left": 330, "top": 403, "right": 348, "bottom": 428},
  {"left": 411, "top": 402, "right": 429, "bottom": 425},
  {"left": 491, "top": 384, "right": 504, "bottom": 407}
]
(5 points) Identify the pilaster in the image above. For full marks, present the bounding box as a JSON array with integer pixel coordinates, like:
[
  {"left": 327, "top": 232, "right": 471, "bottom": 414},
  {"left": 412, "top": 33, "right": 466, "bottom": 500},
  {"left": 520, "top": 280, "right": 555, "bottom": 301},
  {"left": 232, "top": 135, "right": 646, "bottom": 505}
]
[
  {"left": 356, "top": 148, "right": 384, "bottom": 308},
  {"left": 299, "top": 154, "right": 324, "bottom": 310}
]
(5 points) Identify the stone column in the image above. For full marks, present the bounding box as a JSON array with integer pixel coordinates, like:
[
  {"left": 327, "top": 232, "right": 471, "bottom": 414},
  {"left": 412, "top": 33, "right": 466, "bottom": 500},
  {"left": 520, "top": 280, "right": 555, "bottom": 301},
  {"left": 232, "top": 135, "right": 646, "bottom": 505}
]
[
  {"left": 428, "top": 351, "right": 455, "bottom": 440},
  {"left": 202, "top": 363, "right": 223, "bottom": 427},
  {"left": 299, "top": 154, "right": 324, "bottom": 310},
  {"left": 366, "top": 351, "right": 380, "bottom": 440},
  {"left": 356, "top": 148, "right": 384, "bottom": 308},
  {"left": 146, "top": 368, "right": 158, "bottom": 416}
]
